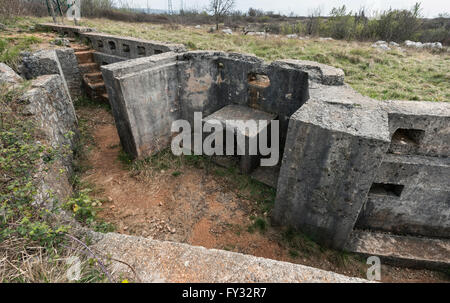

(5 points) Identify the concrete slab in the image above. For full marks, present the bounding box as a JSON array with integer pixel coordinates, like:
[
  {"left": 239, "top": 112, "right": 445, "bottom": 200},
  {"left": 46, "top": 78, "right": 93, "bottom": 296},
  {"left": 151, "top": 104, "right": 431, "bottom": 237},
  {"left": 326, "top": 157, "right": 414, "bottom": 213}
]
[
  {"left": 345, "top": 230, "right": 450, "bottom": 271},
  {"left": 203, "top": 104, "right": 277, "bottom": 139},
  {"left": 92, "top": 232, "right": 369, "bottom": 283}
]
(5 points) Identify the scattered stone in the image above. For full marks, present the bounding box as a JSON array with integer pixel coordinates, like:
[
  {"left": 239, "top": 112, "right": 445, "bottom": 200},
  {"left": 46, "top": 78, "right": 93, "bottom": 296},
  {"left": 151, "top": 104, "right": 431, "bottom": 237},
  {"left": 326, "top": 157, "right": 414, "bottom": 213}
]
[
  {"left": 286, "top": 34, "right": 298, "bottom": 39},
  {"left": 389, "top": 41, "right": 399, "bottom": 47},
  {"left": 0, "top": 63, "right": 23, "bottom": 85},
  {"left": 404, "top": 40, "right": 443, "bottom": 50},
  {"left": 195, "top": 25, "right": 201, "bottom": 29},
  {"left": 51, "top": 37, "right": 71, "bottom": 47},
  {"left": 371, "top": 41, "right": 391, "bottom": 51},
  {"left": 222, "top": 28, "right": 233, "bottom": 35},
  {"left": 405, "top": 40, "right": 423, "bottom": 48},
  {"left": 246, "top": 31, "right": 266, "bottom": 36},
  {"left": 319, "top": 37, "right": 334, "bottom": 41}
]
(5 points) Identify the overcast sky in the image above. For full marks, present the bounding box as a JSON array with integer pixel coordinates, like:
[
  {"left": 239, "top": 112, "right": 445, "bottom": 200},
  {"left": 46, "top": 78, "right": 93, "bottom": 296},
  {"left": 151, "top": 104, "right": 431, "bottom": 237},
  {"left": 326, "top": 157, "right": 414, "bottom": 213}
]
[{"left": 122, "top": 0, "right": 449, "bottom": 17}]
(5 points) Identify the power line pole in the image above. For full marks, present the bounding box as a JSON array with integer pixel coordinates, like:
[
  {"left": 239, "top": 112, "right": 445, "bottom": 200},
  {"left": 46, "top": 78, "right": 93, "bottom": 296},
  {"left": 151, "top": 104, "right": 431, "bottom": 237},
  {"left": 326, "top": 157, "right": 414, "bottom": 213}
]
[{"left": 168, "top": 0, "right": 173, "bottom": 14}]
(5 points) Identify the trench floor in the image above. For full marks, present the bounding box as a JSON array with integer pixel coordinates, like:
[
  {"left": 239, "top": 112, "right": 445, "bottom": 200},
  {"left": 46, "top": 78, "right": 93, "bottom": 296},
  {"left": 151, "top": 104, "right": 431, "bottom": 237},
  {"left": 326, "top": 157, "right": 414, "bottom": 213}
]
[{"left": 76, "top": 104, "right": 449, "bottom": 283}]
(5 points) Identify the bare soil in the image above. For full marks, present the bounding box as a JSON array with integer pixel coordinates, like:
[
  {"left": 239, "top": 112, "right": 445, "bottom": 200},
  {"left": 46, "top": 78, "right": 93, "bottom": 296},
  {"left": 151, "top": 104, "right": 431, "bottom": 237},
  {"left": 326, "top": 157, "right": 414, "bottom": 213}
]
[{"left": 76, "top": 105, "right": 449, "bottom": 283}]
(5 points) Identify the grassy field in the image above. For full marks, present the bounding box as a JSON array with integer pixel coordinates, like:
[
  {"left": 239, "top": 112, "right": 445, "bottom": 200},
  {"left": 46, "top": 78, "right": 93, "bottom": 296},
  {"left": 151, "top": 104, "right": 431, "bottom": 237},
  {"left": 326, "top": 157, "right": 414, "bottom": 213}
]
[{"left": 32, "top": 17, "right": 450, "bottom": 103}]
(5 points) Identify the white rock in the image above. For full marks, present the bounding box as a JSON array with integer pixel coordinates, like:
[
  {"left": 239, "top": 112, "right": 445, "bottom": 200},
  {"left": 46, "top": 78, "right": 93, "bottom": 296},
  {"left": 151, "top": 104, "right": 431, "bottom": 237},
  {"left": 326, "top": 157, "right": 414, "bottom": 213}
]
[
  {"left": 195, "top": 25, "right": 201, "bottom": 29},
  {"left": 247, "top": 31, "right": 266, "bottom": 36},
  {"left": 286, "top": 34, "right": 298, "bottom": 39},
  {"left": 222, "top": 28, "right": 233, "bottom": 35},
  {"left": 371, "top": 43, "right": 390, "bottom": 51},
  {"left": 389, "top": 41, "right": 399, "bottom": 47}
]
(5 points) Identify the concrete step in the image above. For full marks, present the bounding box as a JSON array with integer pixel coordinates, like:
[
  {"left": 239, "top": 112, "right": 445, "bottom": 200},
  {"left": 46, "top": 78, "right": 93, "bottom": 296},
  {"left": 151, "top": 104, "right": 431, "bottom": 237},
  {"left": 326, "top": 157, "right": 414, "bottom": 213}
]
[
  {"left": 84, "top": 72, "right": 103, "bottom": 84},
  {"left": 86, "top": 81, "right": 106, "bottom": 93},
  {"left": 71, "top": 45, "right": 91, "bottom": 52},
  {"left": 78, "top": 62, "right": 100, "bottom": 75},
  {"left": 100, "top": 93, "right": 109, "bottom": 103},
  {"left": 75, "top": 50, "right": 95, "bottom": 64},
  {"left": 344, "top": 229, "right": 450, "bottom": 272},
  {"left": 83, "top": 81, "right": 106, "bottom": 103}
]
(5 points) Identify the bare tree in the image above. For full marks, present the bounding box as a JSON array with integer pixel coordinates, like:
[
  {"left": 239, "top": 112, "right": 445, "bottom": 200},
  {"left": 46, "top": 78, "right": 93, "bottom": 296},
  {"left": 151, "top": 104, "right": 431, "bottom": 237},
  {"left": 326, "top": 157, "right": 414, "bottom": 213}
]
[
  {"left": 209, "top": 0, "right": 235, "bottom": 30},
  {"left": 306, "top": 7, "right": 322, "bottom": 36}
]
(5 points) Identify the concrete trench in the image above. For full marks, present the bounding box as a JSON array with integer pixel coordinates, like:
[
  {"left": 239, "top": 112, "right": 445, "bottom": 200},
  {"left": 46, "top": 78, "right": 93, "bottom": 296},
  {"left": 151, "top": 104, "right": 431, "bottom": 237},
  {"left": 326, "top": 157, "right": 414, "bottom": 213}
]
[{"left": 7, "top": 23, "right": 450, "bottom": 281}]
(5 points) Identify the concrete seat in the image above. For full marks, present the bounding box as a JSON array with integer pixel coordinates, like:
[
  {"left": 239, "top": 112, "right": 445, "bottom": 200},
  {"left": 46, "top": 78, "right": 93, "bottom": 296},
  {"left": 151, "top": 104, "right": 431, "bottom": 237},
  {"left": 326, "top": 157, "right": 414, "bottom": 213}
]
[{"left": 203, "top": 104, "right": 277, "bottom": 174}]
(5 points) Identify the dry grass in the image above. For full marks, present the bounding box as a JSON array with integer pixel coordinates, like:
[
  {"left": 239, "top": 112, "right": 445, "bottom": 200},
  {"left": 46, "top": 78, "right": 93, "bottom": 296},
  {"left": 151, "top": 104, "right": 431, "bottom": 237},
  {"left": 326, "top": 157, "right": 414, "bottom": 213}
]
[
  {"left": 0, "top": 236, "right": 110, "bottom": 283},
  {"left": 63, "top": 17, "right": 448, "bottom": 102}
]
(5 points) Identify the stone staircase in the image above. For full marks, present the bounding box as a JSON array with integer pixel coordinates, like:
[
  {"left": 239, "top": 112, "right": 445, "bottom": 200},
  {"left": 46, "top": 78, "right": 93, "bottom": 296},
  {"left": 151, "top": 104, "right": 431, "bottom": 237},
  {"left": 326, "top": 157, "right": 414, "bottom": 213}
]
[{"left": 72, "top": 44, "right": 109, "bottom": 103}]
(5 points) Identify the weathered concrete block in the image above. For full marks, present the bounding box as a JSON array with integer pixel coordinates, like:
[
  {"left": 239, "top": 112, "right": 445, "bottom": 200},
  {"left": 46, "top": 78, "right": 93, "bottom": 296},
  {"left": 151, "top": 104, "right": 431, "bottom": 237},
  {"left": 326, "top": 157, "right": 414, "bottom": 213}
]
[
  {"left": 21, "top": 74, "right": 78, "bottom": 155},
  {"left": 102, "top": 53, "right": 180, "bottom": 157},
  {"left": 19, "top": 74, "right": 79, "bottom": 208},
  {"left": 273, "top": 95, "right": 391, "bottom": 249},
  {"left": 345, "top": 230, "right": 450, "bottom": 271},
  {"left": 356, "top": 154, "right": 450, "bottom": 238},
  {"left": 20, "top": 48, "right": 82, "bottom": 101},
  {"left": 55, "top": 48, "right": 82, "bottom": 99},
  {"left": 382, "top": 100, "right": 450, "bottom": 157},
  {"left": 277, "top": 59, "right": 345, "bottom": 86}
]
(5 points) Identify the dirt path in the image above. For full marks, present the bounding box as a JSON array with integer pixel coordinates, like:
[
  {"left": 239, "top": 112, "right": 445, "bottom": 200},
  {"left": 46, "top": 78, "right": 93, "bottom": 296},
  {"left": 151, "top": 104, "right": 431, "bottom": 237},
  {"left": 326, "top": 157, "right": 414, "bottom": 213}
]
[{"left": 77, "top": 106, "right": 449, "bottom": 283}]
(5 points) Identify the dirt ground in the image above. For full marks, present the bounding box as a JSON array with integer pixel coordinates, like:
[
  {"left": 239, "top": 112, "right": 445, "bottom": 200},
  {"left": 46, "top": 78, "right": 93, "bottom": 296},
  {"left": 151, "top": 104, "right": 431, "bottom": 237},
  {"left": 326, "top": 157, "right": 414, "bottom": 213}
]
[{"left": 76, "top": 105, "right": 449, "bottom": 283}]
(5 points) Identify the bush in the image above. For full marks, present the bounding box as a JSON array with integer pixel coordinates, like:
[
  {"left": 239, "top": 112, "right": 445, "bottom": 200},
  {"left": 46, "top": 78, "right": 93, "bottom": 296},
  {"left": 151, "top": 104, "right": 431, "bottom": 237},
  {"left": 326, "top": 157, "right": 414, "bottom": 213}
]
[{"left": 0, "top": 0, "right": 26, "bottom": 23}]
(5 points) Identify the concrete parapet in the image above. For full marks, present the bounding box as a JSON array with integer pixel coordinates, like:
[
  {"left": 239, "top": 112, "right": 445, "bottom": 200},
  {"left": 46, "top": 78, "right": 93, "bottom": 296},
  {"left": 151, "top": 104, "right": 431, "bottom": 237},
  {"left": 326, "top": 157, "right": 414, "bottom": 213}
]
[
  {"left": 82, "top": 32, "right": 186, "bottom": 59},
  {"left": 273, "top": 92, "right": 391, "bottom": 249}
]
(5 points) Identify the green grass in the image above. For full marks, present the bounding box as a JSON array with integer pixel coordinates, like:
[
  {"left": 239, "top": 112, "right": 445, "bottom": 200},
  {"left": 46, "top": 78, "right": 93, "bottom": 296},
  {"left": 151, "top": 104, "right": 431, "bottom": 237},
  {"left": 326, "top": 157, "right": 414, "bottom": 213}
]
[{"left": 0, "top": 35, "right": 43, "bottom": 69}]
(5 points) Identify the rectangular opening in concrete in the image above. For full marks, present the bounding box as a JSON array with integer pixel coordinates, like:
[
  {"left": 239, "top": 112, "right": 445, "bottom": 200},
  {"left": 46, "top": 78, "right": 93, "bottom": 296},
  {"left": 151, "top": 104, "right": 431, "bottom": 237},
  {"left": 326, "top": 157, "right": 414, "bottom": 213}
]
[
  {"left": 154, "top": 49, "right": 163, "bottom": 55},
  {"left": 108, "top": 41, "right": 116, "bottom": 50},
  {"left": 369, "top": 183, "right": 404, "bottom": 197},
  {"left": 97, "top": 40, "right": 104, "bottom": 48},
  {"left": 123, "top": 44, "right": 130, "bottom": 53},
  {"left": 137, "top": 46, "right": 146, "bottom": 56},
  {"left": 389, "top": 128, "right": 425, "bottom": 155}
]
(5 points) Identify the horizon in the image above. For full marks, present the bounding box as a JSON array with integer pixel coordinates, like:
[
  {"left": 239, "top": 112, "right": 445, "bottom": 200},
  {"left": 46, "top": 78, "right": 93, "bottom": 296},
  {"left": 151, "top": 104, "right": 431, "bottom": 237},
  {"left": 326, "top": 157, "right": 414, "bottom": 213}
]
[{"left": 122, "top": 0, "right": 450, "bottom": 18}]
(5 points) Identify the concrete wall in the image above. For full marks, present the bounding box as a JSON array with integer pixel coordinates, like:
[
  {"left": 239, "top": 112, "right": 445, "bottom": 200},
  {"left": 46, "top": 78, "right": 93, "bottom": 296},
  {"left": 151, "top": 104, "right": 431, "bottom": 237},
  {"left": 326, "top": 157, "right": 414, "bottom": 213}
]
[
  {"left": 356, "top": 100, "right": 450, "bottom": 239},
  {"left": 1, "top": 65, "right": 78, "bottom": 209},
  {"left": 273, "top": 85, "right": 391, "bottom": 248},
  {"left": 66, "top": 25, "right": 449, "bottom": 249},
  {"left": 102, "top": 51, "right": 312, "bottom": 158},
  {"left": 19, "top": 48, "right": 82, "bottom": 101},
  {"left": 82, "top": 32, "right": 186, "bottom": 60},
  {"left": 39, "top": 23, "right": 186, "bottom": 63}
]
